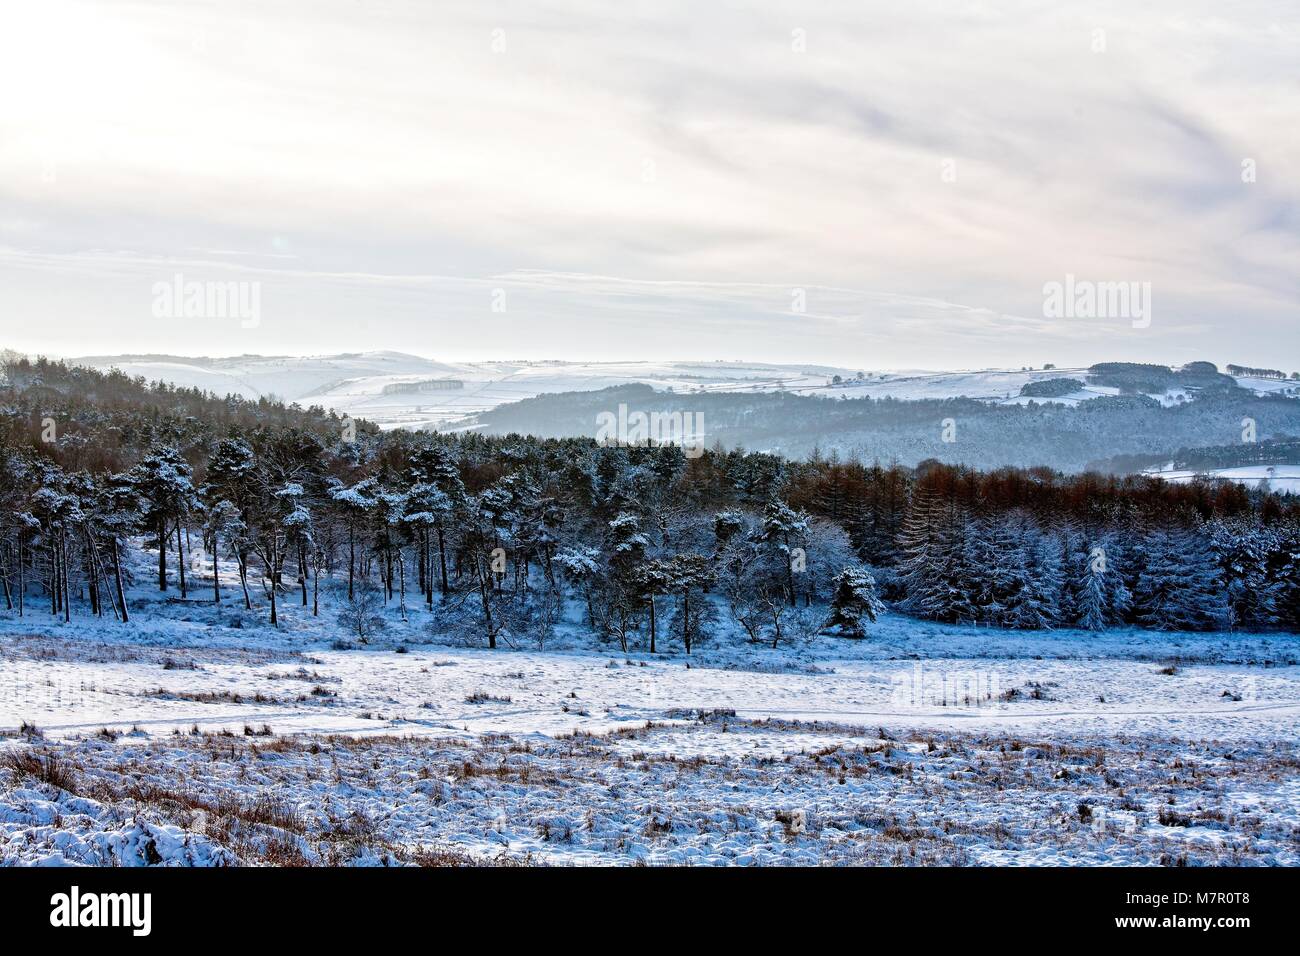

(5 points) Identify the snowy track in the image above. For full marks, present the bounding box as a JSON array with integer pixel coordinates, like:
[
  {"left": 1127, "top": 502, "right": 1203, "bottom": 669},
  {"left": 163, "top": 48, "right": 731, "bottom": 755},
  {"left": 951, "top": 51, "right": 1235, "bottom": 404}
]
[{"left": 3, "top": 638, "right": 1297, "bottom": 744}]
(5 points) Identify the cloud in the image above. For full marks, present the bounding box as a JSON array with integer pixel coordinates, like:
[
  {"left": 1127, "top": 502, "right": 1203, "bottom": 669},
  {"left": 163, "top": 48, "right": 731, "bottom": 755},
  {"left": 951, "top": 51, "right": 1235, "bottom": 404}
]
[{"left": 0, "top": 0, "right": 1295, "bottom": 368}]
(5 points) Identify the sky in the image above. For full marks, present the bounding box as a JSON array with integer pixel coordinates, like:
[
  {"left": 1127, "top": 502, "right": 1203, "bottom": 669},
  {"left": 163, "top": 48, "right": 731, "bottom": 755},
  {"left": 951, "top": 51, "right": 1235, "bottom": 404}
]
[{"left": 0, "top": 0, "right": 1296, "bottom": 370}]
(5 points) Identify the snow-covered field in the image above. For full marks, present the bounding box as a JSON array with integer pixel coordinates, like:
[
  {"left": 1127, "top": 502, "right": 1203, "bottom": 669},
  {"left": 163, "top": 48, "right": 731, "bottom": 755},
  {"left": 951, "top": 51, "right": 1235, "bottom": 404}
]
[
  {"left": 2, "top": 585, "right": 1297, "bottom": 866},
  {"left": 3, "top": 632, "right": 1297, "bottom": 743},
  {"left": 1142, "top": 464, "right": 1300, "bottom": 494},
  {"left": 4, "top": 717, "right": 1295, "bottom": 866}
]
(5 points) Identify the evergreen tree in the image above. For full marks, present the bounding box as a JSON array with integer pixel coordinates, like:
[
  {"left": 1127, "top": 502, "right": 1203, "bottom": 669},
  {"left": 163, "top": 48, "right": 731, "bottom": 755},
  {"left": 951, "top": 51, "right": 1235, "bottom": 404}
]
[
  {"left": 1069, "top": 535, "right": 1130, "bottom": 630},
  {"left": 761, "top": 499, "right": 809, "bottom": 606},
  {"left": 129, "top": 445, "right": 196, "bottom": 593},
  {"left": 664, "top": 553, "right": 716, "bottom": 654},
  {"left": 1133, "top": 528, "right": 1228, "bottom": 630},
  {"left": 897, "top": 493, "right": 978, "bottom": 623},
  {"left": 824, "top": 567, "right": 885, "bottom": 638},
  {"left": 1208, "top": 518, "right": 1279, "bottom": 629}
]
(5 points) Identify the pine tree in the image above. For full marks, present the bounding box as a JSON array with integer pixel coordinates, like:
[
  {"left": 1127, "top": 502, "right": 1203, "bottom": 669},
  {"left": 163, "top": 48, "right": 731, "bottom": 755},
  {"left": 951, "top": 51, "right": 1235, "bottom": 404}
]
[
  {"left": 404, "top": 482, "right": 454, "bottom": 607},
  {"left": 328, "top": 477, "right": 377, "bottom": 600},
  {"left": 631, "top": 559, "right": 674, "bottom": 653},
  {"left": 1011, "top": 524, "right": 1061, "bottom": 629},
  {"left": 824, "top": 567, "right": 885, "bottom": 638},
  {"left": 1133, "top": 528, "right": 1228, "bottom": 631},
  {"left": 555, "top": 546, "right": 602, "bottom": 626},
  {"left": 897, "top": 492, "right": 978, "bottom": 623},
  {"left": 664, "top": 553, "right": 716, "bottom": 654},
  {"left": 1272, "top": 530, "right": 1300, "bottom": 631},
  {"left": 1208, "top": 518, "right": 1279, "bottom": 629},
  {"left": 761, "top": 499, "right": 809, "bottom": 606},
  {"left": 129, "top": 445, "right": 196, "bottom": 593}
]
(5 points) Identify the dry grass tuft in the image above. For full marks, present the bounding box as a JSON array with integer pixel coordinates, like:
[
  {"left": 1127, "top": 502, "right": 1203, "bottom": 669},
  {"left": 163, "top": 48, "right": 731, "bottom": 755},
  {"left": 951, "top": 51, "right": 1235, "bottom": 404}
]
[{"left": 2, "top": 750, "right": 77, "bottom": 791}]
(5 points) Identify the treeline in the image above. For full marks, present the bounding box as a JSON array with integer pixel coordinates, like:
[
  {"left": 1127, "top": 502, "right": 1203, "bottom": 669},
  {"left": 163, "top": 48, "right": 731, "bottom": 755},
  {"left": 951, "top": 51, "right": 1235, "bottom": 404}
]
[
  {"left": 1226, "top": 364, "right": 1298, "bottom": 381},
  {"left": 1088, "top": 438, "right": 1300, "bottom": 476},
  {"left": 1086, "top": 361, "right": 1237, "bottom": 394},
  {"left": 1020, "top": 378, "right": 1084, "bottom": 398},
  {"left": 2, "top": 359, "right": 1299, "bottom": 650},
  {"left": 782, "top": 457, "right": 1300, "bottom": 630}
]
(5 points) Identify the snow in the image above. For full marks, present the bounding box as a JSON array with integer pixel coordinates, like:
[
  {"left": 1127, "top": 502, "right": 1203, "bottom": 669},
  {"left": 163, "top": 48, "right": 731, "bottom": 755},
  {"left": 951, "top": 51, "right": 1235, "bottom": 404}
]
[
  {"left": 2, "top": 581, "right": 1298, "bottom": 864},
  {"left": 1144, "top": 464, "right": 1300, "bottom": 493},
  {"left": 3, "top": 703, "right": 1295, "bottom": 866},
  {"left": 1235, "top": 376, "right": 1300, "bottom": 397},
  {"left": 68, "top": 353, "right": 1295, "bottom": 439},
  {"left": 0, "top": 793, "right": 235, "bottom": 866},
  {"left": 1, "top": 538, "right": 1296, "bottom": 866},
  {"left": 2, "top": 634, "right": 1296, "bottom": 744},
  {"left": 67, "top": 353, "right": 1298, "bottom": 436},
  {"left": 77, "top": 353, "right": 881, "bottom": 430},
  {"left": 58, "top": 354, "right": 1114, "bottom": 431}
]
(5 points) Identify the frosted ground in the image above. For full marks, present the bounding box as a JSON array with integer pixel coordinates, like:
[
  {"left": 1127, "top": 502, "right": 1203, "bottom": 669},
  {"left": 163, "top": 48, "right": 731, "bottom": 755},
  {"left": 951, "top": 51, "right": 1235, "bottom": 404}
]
[{"left": 1, "top": 565, "right": 1296, "bottom": 866}]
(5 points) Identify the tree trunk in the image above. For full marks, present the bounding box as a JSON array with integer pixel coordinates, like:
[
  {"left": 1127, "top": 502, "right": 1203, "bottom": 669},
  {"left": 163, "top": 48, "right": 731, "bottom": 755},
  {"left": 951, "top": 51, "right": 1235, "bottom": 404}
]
[
  {"left": 158, "top": 515, "right": 167, "bottom": 591},
  {"left": 237, "top": 553, "right": 251, "bottom": 609},
  {"left": 50, "top": 539, "right": 58, "bottom": 615},
  {"left": 112, "top": 538, "right": 129, "bottom": 623},
  {"left": 648, "top": 594, "right": 657, "bottom": 653},
  {"left": 1, "top": 544, "right": 12, "bottom": 611},
  {"left": 84, "top": 533, "right": 100, "bottom": 617},
  {"left": 476, "top": 555, "right": 496, "bottom": 649},
  {"left": 681, "top": 590, "right": 691, "bottom": 658},
  {"left": 267, "top": 539, "right": 279, "bottom": 626},
  {"left": 347, "top": 525, "right": 355, "bottom": 600},
  {"left": 90, "top": 538, "right": 110, "bottom": 620},
  {"left": 397, "top": 547, "right": 407, "bottom": 620},
  {"left": 426, "top": 530, "right": 434, "bottom": 609},
  {"left": 436, "top": 527, "right": 449, "bottom": 596},
  {"left": 175, "top": 521, "right": 187, "bottom": 598},
  {"left": 212, "top": 531, "right": 221, "bottom": 604},
  {"left": 61, "top": 531, "right": 70, "bottom": 622},
  {"left": 16, "top": 535, "right": 25, "bottom": 617},
  {"left": 418, "top": 532, "right": 427, "bottom": 596},
  {"left": 784, "top": 537, "right": 796, "bottom": 607}
]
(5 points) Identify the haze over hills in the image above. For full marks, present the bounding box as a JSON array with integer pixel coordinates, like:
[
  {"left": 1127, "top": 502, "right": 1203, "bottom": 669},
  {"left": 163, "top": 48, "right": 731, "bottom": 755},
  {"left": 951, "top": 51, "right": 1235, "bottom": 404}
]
[
  {"left": 63, "top": 350, "right": 1299, "bottom": 429},
  {"left": 22, "top": 350, "right": 1298, "bottom": 477},
  {"left": 63, "top": 351, "right": 1065, "bottom": 429}
]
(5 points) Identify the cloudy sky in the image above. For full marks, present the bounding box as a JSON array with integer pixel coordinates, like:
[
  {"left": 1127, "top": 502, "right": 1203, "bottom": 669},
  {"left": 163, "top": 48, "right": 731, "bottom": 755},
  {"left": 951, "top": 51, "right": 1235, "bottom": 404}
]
[{"left": 0, "top": 1, "right": 1296, "bottom": 369}]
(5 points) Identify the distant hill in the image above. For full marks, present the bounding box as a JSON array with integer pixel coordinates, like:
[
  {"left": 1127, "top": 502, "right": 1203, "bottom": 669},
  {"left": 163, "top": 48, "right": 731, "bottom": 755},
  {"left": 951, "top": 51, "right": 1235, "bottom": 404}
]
[
  {"left": 470, "top": 380, "right": 1300, "bottom": 473},
  {"left": 28, "top": 352, "right": 1300, "bottom": 472}
]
